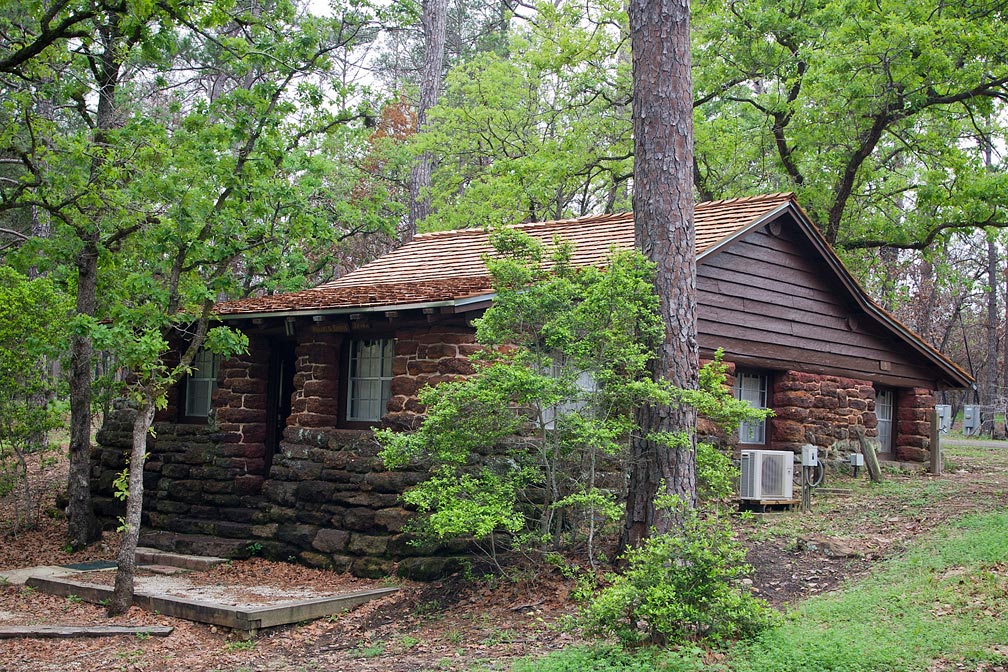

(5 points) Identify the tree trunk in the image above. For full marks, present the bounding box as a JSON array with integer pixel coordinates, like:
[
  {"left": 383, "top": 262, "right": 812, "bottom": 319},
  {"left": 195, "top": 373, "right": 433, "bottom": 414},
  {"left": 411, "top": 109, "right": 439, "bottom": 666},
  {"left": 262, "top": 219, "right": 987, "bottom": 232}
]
[
  {"left": 983, "top": 237, "right": 998, "bottom": 435},
  {"left": 406, "top": 0, "right": 448, "bottom": 240},
  {"left": 65, "top": 19, "right": 122, "bottom": 551},
  {"left": 66, "top": 233, "right": 101, "bottom": 550},
  {"left": 623, "top": 0, "right": 697, "bottom": 549},
  {"left": 107, "top": 397, "right": 156, "bottom": 617}
]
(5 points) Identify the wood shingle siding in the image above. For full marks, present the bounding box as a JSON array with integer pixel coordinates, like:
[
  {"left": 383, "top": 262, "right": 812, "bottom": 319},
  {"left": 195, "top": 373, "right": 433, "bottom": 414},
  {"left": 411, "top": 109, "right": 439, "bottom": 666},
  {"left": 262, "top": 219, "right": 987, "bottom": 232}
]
[{"left": 697, "top": 225, "right": 939, "bottom": 388}]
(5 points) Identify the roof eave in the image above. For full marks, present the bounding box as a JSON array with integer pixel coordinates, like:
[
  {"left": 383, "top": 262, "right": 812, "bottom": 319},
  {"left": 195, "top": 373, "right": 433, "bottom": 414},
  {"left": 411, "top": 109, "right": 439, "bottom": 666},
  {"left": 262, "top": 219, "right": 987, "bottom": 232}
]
[{"left": 217, "top": 291, "right": 497, "bottom": 322}]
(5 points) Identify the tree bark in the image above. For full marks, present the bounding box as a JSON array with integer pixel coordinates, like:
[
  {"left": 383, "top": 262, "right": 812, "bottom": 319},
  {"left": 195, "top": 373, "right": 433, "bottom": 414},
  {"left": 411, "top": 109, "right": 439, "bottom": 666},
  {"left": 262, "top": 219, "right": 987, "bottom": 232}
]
[
  {"left": 623, "top": 0, "right": 698, "bottom": 549},
  {"left": 983, "top": 236, "right": 998, "bottom": 435},
  {"left": 65, "top": 232, "right": 101, "bottom": 550},
  {"left": 107, "top": 397, "right": 156, "bottom": 616},
  {"left": 406, "top": 0, "right": 448, "bottom": 241},
  {"left": 66, "top": 18, "right": 122, "bottom": 550}
]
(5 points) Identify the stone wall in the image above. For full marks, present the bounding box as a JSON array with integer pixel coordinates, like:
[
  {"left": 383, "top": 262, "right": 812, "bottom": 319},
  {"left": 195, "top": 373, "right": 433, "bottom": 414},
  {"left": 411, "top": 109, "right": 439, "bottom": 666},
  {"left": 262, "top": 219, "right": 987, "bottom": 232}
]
[
  {"left": 895, "top": 388, "right": 936, "bottom": 462},
  {"left": 91, "top": 321, "right": 482, "bottom": 580},
  {"left": 384, "top": 326, "right": 478, "bottom": 429},
  {"left": 93, "top": 323, "right": 939, "bottom": 580},
  {"left": 770, "top": 371, "right": 878, "bottom": 452}
]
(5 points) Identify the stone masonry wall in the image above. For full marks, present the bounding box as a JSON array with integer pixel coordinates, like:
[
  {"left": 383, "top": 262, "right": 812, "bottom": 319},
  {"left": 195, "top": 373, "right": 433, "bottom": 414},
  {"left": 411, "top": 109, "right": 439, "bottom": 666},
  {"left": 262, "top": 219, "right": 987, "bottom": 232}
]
[
  {"left": 92, "top": 322, "right": 483, "bottom": 579},
  {"left": 94, "top": 325, "right": 939, "bottom": 580},
  {"left": 770, "top": 371, "right": 878, "bottom": 453},
  {"left": 895, "top": 387, "right": 936, "bottom": 462},
  {"left": 384, "top": 326, "right": 479, "bottom": 429}
]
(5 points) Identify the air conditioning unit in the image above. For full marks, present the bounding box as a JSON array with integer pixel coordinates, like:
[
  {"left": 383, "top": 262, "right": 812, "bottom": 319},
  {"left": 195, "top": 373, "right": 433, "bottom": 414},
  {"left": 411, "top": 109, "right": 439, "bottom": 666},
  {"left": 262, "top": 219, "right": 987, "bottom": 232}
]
[{"left": 740, "top": 450, "right": 794, "bottom": 500}]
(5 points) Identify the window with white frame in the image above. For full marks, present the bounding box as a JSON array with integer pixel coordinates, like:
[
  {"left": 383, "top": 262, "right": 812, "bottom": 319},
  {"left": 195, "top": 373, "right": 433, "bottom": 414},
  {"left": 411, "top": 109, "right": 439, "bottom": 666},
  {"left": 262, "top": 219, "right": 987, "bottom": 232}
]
[
  {"left": 346, "top": 338, "right": 394, "bottom": 422},
  {"left": 875, "top": 388, "right": 894, "bottom": 452},
  {"left": 541, "top": 357, "right": 597, "bottom": 430},
  {"left": 185, "top": 349, "right": 220, "bottom": 418},
  {"left": 734, "top": 371, "right": 768, "bottom": 444}
]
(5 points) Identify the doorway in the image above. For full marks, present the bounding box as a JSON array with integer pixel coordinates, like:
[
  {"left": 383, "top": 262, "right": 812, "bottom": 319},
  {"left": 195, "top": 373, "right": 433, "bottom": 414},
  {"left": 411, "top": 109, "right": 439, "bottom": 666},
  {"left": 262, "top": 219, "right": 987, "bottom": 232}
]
[{"left": 265, "top": 340, "right": 297, "bottom": 474}]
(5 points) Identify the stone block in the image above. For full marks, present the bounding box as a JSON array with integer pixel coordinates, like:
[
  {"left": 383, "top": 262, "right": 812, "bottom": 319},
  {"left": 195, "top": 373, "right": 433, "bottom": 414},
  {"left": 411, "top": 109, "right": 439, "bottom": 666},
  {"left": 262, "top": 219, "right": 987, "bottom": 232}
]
[
  {"left": 234, "top": 475, "right": 265, "bottom": 495},
  {"left": 365, "top": 470, "right": 425, "bottom": 494},
  {"left": 351, "top": 557, "right": 394, "bottom": 579},
  {"left": 771, "top": 419, "right": 805, "bottom": 443},
  {"left": 299, "top": 551, "right": 334, "bottom": 569},
  {"left": 812, "top": 395, "right": 839, "bottom": 410},
  {"left": 305, "top": 398, "right": 341, "bottom": 417},
  {"left": 396, "top": 556, "right": 463, "bottom": 581},
  {"left": 291, "top": 412, "right": 338, "bottom": 428},
  {"left": 252, "top": 523, "right": 279, "bottom": 538},
  {"left": 343, "top": 507, "right": 377, "bottom": 531},
  {"left": 391, "top": 376, "right": 420, "bottom": 397},
  {"left": 295, "top": 479, "right": 337, "bottom": 503},
  {"left": 439, "top": 357, "right": 474, "bottom": 375},
  {"left": 302, "top": 379, "right": 338, "bottom": 397},
  {"left": 313, "top": 528, "right": 350, "bottom": 553},
  {"left": 375, "top": 507, "right": 412, "bottom": 533},
  {"left": 277, "top": 523, "right": 319, "bottom": 548},
  {"left": 896, "top": 445, "right": 930, "bottom": 462},
  {"left": 216, "top": 407, "right": 264, "bottom": 424},
  {"left": 775, "top": 391, "right": 814, "bottom": 408},
  {"left": 348, "top": 533, "right": 389, "bottom": 556}
]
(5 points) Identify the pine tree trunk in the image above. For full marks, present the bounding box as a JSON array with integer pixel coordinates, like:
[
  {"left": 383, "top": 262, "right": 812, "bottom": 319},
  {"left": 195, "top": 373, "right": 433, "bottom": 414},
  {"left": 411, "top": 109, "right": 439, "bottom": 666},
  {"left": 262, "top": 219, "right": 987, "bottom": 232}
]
[
  {"left": 623, "top": 0, "right": 698, "bottom": 549},
  {"left": 406, "top": 0, "right": 448, "bottom": 240},
  {"left": 107, "top": 398, "right": 156, "bottom": 617}
]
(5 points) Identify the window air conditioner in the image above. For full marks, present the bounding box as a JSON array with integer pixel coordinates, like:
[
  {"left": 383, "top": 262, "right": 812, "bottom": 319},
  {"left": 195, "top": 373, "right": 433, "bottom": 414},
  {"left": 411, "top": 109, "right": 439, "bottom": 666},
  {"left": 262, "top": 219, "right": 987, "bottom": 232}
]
[{"left": 740, "top": 450, "right": 794, "bottom": 500}]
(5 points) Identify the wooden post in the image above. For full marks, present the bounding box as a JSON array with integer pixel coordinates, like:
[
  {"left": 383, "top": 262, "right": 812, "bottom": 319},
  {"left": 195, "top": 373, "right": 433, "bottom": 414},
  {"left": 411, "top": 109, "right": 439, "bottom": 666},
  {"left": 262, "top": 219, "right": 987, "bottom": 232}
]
[
  {"left": 854, "top": 427, "right": 883, "bottom": 483},
  {"left": 929, "top": 408, "right": 942, "bottom": 476}
]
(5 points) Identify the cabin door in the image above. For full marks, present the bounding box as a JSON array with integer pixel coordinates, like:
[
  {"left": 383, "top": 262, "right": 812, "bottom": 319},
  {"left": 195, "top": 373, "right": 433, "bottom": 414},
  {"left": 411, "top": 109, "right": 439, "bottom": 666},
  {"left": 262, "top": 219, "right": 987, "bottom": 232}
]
[{"left": 265, "top": 341, "right": 297, "bottom": 474}]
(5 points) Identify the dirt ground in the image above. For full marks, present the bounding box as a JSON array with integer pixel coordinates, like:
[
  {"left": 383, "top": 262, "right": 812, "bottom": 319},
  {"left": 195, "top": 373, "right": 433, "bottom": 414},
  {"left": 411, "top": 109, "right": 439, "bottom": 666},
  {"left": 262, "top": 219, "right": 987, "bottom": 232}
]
[{"left": 1, "top": 441, "right": 1006, "bottom": 672}]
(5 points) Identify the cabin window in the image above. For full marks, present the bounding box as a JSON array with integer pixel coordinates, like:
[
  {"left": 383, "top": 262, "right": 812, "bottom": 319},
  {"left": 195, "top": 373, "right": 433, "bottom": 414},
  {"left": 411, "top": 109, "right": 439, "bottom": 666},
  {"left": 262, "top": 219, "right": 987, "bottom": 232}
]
[
  {"left": 875, "top": 388, "right": 894, "bottom": 453},
  {"left": 735, "top": 371, "right": 769, "bottom": 445},
  {"left": 541, "top": 357, "right": 597, "bottom": 430},
  {"left": 184, "top": 349, "right": 220, "bottom": 419},
  {"left": 346, "top": 338, "right": 394, "bottom": 422}
]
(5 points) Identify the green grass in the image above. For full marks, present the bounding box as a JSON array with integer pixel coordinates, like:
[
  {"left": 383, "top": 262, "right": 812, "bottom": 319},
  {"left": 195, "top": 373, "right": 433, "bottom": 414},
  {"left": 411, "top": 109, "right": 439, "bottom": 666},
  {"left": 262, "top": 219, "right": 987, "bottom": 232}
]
[
  {"left": 514, "top": 511, "right": 1008, "bottom": 672},
  {"left": 511, "top": 643, "right": 707, "bottom": 672},
  {"left": 731, "top": 511, "right": 1008, "bottom": 672}
]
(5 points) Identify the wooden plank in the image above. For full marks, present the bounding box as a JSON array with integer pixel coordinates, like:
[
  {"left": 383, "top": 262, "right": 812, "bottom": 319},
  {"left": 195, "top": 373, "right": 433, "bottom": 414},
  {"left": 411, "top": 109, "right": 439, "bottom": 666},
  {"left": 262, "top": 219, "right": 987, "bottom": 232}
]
[
  {"left": 697, "top": 335, "right": 936, "bottom": 388},
  {"left": 24, "top": 576, "right": 400, "bottom": 636},
  {"left": 0, "top": 625, "right": 173, "bottom": 639},
  {"left": 245, "top": 586, "right": 400, "bottom": 629}
]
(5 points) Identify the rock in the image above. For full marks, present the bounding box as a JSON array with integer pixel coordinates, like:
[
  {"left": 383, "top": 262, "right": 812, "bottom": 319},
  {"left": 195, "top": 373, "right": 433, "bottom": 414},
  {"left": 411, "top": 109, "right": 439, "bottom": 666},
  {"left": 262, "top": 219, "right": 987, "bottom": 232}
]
[{"left": 797, "top": 535, "right": 860, "bottom": 558}]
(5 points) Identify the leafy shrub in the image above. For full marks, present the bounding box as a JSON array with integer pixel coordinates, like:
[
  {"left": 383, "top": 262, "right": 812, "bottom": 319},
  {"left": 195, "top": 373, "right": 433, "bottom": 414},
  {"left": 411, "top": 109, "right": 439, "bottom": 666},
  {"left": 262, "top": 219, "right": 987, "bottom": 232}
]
[{"left": 582, "top": 511, "right": 776, "bottom": 647}]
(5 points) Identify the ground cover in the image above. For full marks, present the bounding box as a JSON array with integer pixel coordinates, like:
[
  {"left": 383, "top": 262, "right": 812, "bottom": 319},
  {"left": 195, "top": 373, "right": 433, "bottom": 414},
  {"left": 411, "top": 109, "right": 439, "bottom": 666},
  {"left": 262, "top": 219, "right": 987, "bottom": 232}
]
[{"left": 1, "top": 440, "right": 1006, "bottom": 671}]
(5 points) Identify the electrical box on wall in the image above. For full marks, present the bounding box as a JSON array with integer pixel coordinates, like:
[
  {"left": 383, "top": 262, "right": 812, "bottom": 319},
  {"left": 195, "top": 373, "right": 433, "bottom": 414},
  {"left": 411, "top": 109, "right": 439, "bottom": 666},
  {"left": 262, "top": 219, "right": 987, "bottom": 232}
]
[
  {"left": 801, "top": 445, "right": 819, "bottom": 467},
  {"left": 935, "top": 404, "right": 952, "bottom": 434}
]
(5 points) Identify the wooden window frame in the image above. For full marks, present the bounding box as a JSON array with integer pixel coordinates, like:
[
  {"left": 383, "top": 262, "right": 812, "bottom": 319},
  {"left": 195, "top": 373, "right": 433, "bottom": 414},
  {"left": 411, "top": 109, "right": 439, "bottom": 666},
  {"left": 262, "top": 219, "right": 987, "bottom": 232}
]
[
  {"left": 343, "top": 337, "right": 395, "bottom": 425},
  {"left": 181, "top": 349, "right": 220, "bottom": 422},
  {"left": 875, "top": 387, "right": 895, "bottom": 453},
  {"left": 735, "top": 370, "right": 771, "bottom": 447}
]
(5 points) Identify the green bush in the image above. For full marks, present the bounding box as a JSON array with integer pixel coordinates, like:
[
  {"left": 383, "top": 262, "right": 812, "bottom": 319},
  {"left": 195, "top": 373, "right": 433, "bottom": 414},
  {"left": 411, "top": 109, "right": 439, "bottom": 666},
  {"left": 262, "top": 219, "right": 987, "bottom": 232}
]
[{"left": 583, "top": 511, "right": 776, "bottom": 647}]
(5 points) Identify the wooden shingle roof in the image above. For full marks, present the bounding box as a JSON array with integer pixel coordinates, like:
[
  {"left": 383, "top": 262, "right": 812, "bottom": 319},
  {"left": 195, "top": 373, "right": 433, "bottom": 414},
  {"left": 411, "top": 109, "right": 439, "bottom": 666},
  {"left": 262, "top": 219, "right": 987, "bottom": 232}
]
[{"left": 217, "top": 193, "right": 795, "bottom": 316}]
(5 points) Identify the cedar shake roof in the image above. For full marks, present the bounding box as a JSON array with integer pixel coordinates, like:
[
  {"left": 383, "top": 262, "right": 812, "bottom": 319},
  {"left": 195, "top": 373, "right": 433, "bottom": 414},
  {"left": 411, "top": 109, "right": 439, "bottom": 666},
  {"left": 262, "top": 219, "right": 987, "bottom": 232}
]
[{"left": 217, "top": 192, "right": 795, "bottom": 316}]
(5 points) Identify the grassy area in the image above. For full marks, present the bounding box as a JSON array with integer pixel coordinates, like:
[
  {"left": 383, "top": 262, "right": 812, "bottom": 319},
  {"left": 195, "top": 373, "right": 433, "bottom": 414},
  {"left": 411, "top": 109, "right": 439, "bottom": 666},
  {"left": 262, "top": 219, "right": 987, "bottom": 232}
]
[
  {"left": 731, "top": 511, "right": 1008, "bottom": 672},
  {"left": 514, "top": 510, "right": 1008, "bottom": 672}
]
